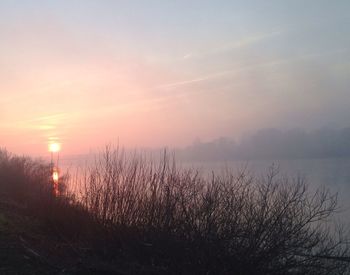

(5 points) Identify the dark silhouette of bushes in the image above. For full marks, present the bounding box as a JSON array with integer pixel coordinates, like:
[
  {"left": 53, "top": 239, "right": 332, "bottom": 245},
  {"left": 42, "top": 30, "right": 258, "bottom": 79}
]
[
  {"left": 1, "top": 147, "right": 350, "bottom": 274},
  {"left": 74, "top": 146, "right": 350, "bottom": 274},
  {"left": 0, "top": 149, "right": 52, "bottom": 202},
  {"left": 0, "top": 149, "right": 95, "bottom": 242}
]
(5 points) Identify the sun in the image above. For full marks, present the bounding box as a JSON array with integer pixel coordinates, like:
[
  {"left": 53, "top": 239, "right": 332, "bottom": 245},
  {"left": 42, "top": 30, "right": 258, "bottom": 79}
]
[{"left": 48, "top": 142, "right": 61, "bottom": 153}]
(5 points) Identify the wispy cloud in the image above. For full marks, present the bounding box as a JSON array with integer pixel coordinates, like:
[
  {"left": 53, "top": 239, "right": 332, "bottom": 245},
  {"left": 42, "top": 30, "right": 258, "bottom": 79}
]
[
  {"left": 157, "top": 48, "right": 349, "bottom": 90},
  {"left": 154, "top": 60, "right": 283, "bottom": 90},
  {"left": 182, "top": 30, "right": 283, "bottom": 60},
  {"left": 0, "top": 113, "right": 77, "bottom": 136}
]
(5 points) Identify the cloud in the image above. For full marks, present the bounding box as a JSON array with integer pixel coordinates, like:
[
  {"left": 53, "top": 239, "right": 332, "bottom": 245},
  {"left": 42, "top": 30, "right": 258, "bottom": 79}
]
[
  {"left": 155, "top": 47, "right": 349, "bottom": 91},
  {"left": 153, "top": 59, "right": 285, "bottom": 90},
  {"left": 182, "top": 30, "right": 284, "bottom": 61}
]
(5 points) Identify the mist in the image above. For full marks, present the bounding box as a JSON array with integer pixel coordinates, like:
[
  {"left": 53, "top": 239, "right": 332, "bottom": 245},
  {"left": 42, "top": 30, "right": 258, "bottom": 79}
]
[{"left": 176, "top": 127, "right": 350, "bottom": 161}]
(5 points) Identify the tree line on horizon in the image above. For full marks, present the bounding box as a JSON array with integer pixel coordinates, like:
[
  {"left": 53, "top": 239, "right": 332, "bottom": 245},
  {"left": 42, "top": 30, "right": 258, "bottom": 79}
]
[{"left": 177, "top": 127, "right": 350, "bottom": 161}]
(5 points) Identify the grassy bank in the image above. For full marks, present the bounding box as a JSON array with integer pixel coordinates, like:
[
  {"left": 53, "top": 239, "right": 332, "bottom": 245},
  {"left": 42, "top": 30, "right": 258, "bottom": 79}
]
[{"left": 0, "top": 147, "right": 350, "bottom": 274}]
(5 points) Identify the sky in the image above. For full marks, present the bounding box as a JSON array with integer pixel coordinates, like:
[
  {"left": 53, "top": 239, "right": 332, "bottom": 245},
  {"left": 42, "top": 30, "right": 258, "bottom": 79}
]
[{"left": 0, "top": 0, "right": 349, "bottom": 156}]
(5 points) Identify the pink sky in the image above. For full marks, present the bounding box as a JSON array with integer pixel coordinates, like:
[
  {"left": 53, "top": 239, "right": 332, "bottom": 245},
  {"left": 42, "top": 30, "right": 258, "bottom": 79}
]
[{"left": 1, "top": 1, "right": 349, "bottom": 157}]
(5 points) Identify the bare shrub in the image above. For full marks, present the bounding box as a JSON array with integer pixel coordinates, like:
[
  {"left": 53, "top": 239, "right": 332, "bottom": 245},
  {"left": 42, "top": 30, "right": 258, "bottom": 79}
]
[
  {"left": 1, "top": 146, "right": 349, "bottom": 273},
  {"left": 74, "top": 146, "right": 350, "bottom": 274},
  {"left": 0, "top": 149, "right": 52, "bottom": 202}
]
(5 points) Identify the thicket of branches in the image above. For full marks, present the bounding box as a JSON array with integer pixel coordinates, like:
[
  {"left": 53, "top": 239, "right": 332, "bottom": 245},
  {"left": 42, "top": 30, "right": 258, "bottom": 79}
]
[
  {"left": 0, "top": 149, "right": 52, "bottom": 202},
  {"left": 73, "top": 146, "right": 350, "bottom": 274},
  {"left": 1, "top": 147, "right": 350, "bottom": 274}
]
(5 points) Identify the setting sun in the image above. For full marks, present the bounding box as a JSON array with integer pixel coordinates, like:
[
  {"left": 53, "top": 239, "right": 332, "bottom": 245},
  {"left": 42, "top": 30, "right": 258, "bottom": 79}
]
[{"left": 48, "top": 143, "right": 61, "bottom": 153}]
